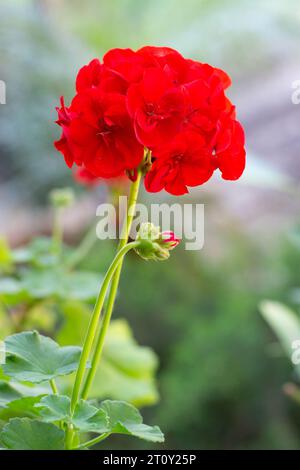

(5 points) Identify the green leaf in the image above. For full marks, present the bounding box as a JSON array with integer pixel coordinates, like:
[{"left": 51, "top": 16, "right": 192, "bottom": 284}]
[
  {"left": 0, "top": 396, "right": 42, "bottom": 421},
  {"left": 100, "top": 400, "right": 164, "bottom": 443},
  {"left": 72, "top": 400, "right": 108, "bottom": 433},
  {"left": 0, "top": 381, "right": 22, "bottom": 407},
  {"left": 64, "top": 271, "right": 101, "bottom": 301},
  {"left": 259, "top": 301, "right": 300, "bottom": 358},
  {"left": 36, "top": 395, "right": 108, "bottom": 433},
  {"left": 36, "top": 394, "right": 70, "bottom": 422},
  {"left": 20, "top": 268, "right": 100, "bottom": 302},
  {"left": 0, "top": 418, "right": 65, "bottom": 449},
  {"left": 0, "top": 238, "right": 13, "bottom": 272},
  {"left": 57, "top": 300, "right": 91, "bottom": 346},
  {"left": 37, "top": 396, "right": 163, "bottom": 443},
  {"left": 0, "top": 277, "right": 28, "bottom": 306},
  {"left": 21, "top": 268, "right": 65, "bottom": 299},
  {"left": 3, "top": 331, "right": 81, "bottom": 383},
  {"left": 13, "top": 237, "right": 58, "bottom": 268}
]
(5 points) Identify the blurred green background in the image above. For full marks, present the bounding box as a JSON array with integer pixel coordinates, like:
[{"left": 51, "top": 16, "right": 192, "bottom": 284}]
[{"left": 1, "top": 0, "right": 300, "bottom": 449}]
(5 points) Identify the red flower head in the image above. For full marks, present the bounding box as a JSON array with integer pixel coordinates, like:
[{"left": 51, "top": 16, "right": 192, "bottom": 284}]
[{"left": 54, "top": 47, "right": 245, "bottom": 193}]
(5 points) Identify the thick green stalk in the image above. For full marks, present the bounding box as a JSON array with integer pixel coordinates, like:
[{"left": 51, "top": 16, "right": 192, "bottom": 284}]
[
  {"left": 81, "top": 169, "right": 142, "bottom": 399},
  {"left": 70, "top": 240, "right": 139, "bottom": 414}
]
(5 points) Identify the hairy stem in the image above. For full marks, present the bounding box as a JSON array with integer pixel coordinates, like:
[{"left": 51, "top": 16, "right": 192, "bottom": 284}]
[
  {"left": 49, "top": 379, "right": 58, "bottom": 394},
  {"left": 70, "top": 241, "right": 139, "bottom": 414},
  {"left": 81, "top": 169, "right": 142, "bottom": 400},
  {"left": 74, "top": 432, "right": 111, "bottom": 450}
]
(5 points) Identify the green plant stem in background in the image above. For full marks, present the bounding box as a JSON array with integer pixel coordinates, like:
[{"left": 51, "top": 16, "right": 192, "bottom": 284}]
[
  {"left": 65, "top": 221, "right": 98, "bottom": 270},
  {"left": 52, "top": 207, "right": 63, "bottom": 257},
  {"left": 81, "top": 169, "right": 142, "bottom": 400}
]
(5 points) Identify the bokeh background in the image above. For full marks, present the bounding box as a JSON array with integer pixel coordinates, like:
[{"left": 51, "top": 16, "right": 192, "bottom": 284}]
[{"left": 1, "top": 0, "right": 300, "bottom": 449}]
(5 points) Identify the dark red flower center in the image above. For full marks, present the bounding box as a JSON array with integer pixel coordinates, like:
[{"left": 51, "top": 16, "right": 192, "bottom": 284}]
[
  {"left": 96, "top": 118, "right": 117, "bottom": 145},
  {"left": 145, "top": 102, "right": 169, "bottom": 122},
  {"left": 173, "top": 153, "right": 184, "bottom": 164}
]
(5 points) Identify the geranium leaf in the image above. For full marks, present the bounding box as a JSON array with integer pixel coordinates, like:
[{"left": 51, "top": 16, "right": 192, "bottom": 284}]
[
  {"left": 0, "top": 396, "right": 42, "bottom": 421},
  {"left": 20, "top": 268, "right": 100, "bottom": 302},
  {"left": 100, "top": 400, "right": 164, "bottom": 443},
  {"left": 21, "top": 268, "right": 65, "bottom": 299},
  {"left": 35, "top": 396, "right": 163, "bottom": 443},
  {"left": 3, "top": 331, "right": 81, "bottom": 383},
  {"left": 0, "top": 381, "right": 22, "bottom": 407},
  {"left": 64, "top": 271, "right": 101, "bottom": 301},
  {"left": 72, "top": 400, "right": 108, "bottom": 433},
  {"left": 0, "top": 278, "right": 28, "bottom": 306},
  {"left": 36, "top": 395, "right": 108, "bottom": 433},
  {"left": 36, "top": 394, "right": 70, "bottom": 422},
  {"left": 0, "top": 418, "right": 65, "bottom": 449}
]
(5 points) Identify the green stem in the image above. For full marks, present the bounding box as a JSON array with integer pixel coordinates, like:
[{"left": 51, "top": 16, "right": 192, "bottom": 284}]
[
  {"left": 65, "top": 424, "right": 75, "bottom": 450},
  {"left": 74, "top": 432, "right": 111, "bottom": 450},
  {"left": 52, "top": 207, "right": 63, "bottom": 256},
  {"left": 70, "top": 241, "right": 139, "bottom": 414},
  {"left": 65, "top": 221, "right": 98, "bottom": 270},
  {"left": 81, "top": 169, "right": 142, "bottom": 400},
  {"left": 49, "top": 379, "right": 58, "bottom": 395}
]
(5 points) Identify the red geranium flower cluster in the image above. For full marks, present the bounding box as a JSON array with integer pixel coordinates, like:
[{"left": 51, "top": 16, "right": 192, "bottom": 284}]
[{"left": 55, "top": 46, "right": 245, "bottom": 195}]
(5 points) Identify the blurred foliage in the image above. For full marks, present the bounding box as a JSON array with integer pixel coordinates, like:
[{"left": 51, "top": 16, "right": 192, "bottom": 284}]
[{"left": 0, "top": 230, "right": 159, "bottom": 410}]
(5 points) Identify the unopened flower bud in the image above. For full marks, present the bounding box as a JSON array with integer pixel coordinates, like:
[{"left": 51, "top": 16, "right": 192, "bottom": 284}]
[
  {"left": 135, "top": 222, "right": 180, "bottom": 261},
  {"left": 49, "top": 188, "right": 75, "bottom": 208}
]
